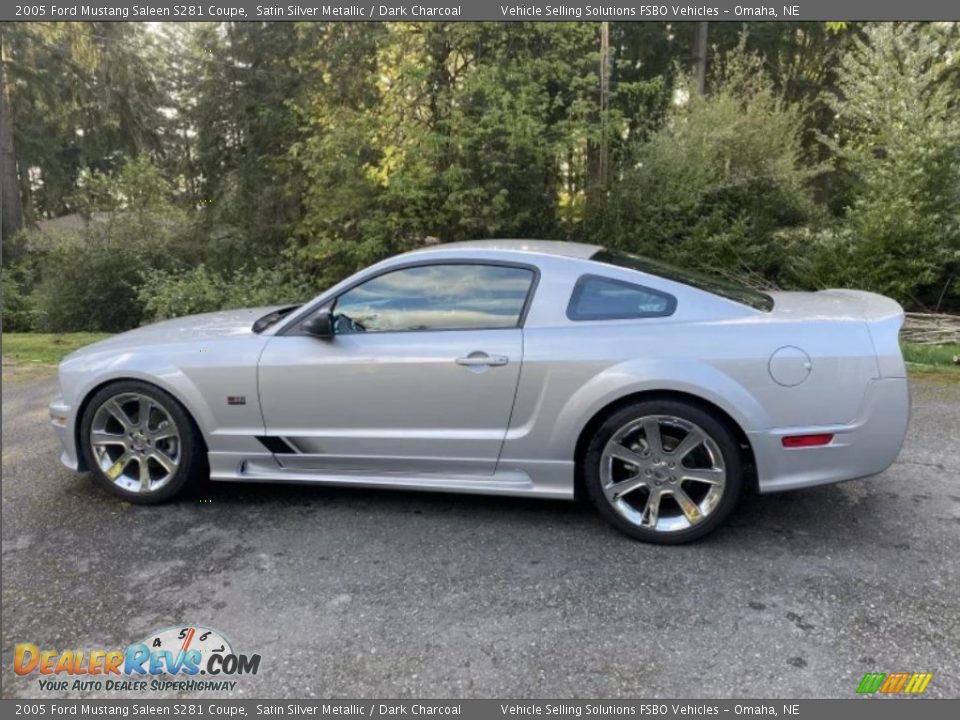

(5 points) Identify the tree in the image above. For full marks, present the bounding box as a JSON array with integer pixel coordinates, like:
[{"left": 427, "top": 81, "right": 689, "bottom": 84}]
[
  {"left": 821, "top": 23, "right": 960, "bottom": 308},
  {"left": 1, "top": 22, "right": 165, "bottom": 221},
  {"left": 0, "top": 28, "right": 23, "bottom": 243},
  {"left": 612, "top": 46, "right": 817, "bottom": 284},
  {"left": 32, "top": 157, "right": 190, "bottom": 332},
  {"left": 291, "top": 22, "right": 613, "bottom": 284},
  {"left": 181, "top": 21, "right": 314, "bottom": 266}
]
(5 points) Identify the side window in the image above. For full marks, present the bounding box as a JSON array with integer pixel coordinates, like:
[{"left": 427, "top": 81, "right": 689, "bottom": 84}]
[
  {"left": 333, "top": 264, "right": 535, "bottom": 333},
  {"left": 567, "top": 274, "right": 676, "bottom": 321}
]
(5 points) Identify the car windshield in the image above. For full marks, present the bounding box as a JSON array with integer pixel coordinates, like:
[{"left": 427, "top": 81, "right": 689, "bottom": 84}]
[
  {"left": 590, "top": 249, "right": 774, "bottom": 312},
  {"left": 252, "top": 305, "right": 301, "bottom": 333}
]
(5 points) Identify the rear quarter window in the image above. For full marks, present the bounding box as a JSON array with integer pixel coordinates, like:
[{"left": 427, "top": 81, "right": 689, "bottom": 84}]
[
  {"left": 590, "top": 249, "right": 774, "bottom": 312},
  {"left": 567, "top": 274, "right": 677, "bottom": 321}
]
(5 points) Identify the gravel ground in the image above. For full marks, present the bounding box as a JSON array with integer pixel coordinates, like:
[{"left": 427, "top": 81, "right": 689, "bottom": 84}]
[{"left": 2, "top": 375, "right": 958, "bottom": 699}]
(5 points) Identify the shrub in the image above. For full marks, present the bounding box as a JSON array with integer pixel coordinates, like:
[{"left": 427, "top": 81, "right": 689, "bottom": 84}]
[
  {"left": 28, "top": 159, "right": 193, "bottom": 332},
  {"left": 611, "top": 47, "right": 818, "bottom": 286},
  {"left": 1, "top": 266, "right": 41, "bottom": 332},
  {"left": 821, "top": 23, "right": 960, "bottom": 309},
  {"left": 138, "top": 263, "right": 312, "bottom": 322}
]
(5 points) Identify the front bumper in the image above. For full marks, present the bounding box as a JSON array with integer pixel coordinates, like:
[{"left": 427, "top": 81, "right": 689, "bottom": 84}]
[
  {"left": 49, "top": 394, "right": 82, "bottom": 471},
  {"left": 749, "top": 377, "right": 910, "bottom": 493}
]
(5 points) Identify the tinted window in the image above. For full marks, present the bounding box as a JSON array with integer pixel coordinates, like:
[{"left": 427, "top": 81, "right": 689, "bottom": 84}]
[
  {"left": 591, "top": 249, "right": 774, "bottom": 312},
  {"left": 334, "top": 264, "right": 535, "bottom": 333},
  {"left": 567, "top": 275, "right": 676, "bottom": 321}
]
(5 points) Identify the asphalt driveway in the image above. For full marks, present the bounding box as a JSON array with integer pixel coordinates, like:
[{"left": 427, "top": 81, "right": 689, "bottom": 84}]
[{"left": 2, "top": 375, "right": 958, "bottom": 699}]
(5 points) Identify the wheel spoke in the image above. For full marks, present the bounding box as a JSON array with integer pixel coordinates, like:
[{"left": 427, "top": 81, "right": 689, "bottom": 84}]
[
  {"left": 138, "top": 458, "right": 152, "bottom": 492},
  {"left": 105, "top": 453, "right": 133, "bottom": 481},
  {"left": 642, "top": 419, "right": 663, "bottom": 454},
  {"left": 672, "top": 486, "right": 702, "bottom": 524},
  {"left": 681, "top": 467, "right": 724, "bottom": 485},
  {"left": 149, "top": 450, "right": 176, "bottom": 474},
  {"left": 138, "top": 397, "right": 152, "bottom": 429},
  {"left": 150, "top": 422, "right": 178, "bottom": 442},
  {"left": 606, "top": 442, "right": 645, "bottom": 468},
  {"left": 603, "top": 474, "right": 647, "bottom": 501},
  {"left": 91, "top": 429, "right": 126, "bottom": 446},
  {"left": 670, "top": 429, "right": 704, "bottom": 462},
  {"left": 642, "top": 490, "right": 662, "bottom": 528},
  {"left": 104, "top": 400, "right": 134, "bottom": 431}
]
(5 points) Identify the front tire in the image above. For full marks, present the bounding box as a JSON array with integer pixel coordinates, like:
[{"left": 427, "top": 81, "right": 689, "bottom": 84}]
[
  {"left": 79, "top": 381, "right": 205, "bottom": 504},
  {"left": 583, "top": 400, "right": 743, "bottom": 544}
]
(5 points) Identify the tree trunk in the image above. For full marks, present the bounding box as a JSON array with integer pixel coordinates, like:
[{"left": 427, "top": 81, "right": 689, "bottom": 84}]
[
  {"left": 693, "top": 21, "right": 708, "bottom": 96},
  {"left": 1, "top": 31, "right": 24, "bottom": 243},
  {"left": 598, "top": 21, "right": 610, "bottom": 188},
  {"left": 586, "top": 23, "right": 612, "bottom": 218}
]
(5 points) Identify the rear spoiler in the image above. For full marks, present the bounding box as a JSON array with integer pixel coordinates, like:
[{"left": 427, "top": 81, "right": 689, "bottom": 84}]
[{"left": 767, "top": 289, "right": 906, "bottom": 378}]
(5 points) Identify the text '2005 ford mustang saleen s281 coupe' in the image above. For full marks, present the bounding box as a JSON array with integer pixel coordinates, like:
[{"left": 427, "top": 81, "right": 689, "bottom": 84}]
[{"left": 50, "top": 240, "right": 910, "bottom": 543}]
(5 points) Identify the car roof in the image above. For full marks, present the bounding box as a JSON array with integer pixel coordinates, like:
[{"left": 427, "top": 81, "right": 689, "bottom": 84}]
[{"left": 408, "top": 239, "right": 601, "bottom": 260}]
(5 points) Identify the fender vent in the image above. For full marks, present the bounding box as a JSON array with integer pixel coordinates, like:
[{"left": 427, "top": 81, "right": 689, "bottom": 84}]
[{"left": 256, "top": 436, "right": 298, "bottom": 454}]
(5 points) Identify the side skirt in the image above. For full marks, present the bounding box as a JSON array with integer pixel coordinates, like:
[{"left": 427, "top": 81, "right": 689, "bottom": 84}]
[{"left": 207, "top": 452, "right": 574, "bottom": 499}]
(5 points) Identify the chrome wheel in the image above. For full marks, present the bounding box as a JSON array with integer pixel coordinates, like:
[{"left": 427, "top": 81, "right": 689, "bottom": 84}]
[
  {"left": 89, "top": 392, "right": 181, "bottom": 494},
  {"left": 599, "top": 414, "right": 727, "bottom": 533}
]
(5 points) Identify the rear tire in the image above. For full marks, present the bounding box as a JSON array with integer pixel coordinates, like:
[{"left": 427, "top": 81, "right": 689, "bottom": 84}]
[
  {"left": 583, "top": 399, "right": 743, "bottom": 544},
  {"left": 79, "top": 380, "right": 205, "bottom": 504}
]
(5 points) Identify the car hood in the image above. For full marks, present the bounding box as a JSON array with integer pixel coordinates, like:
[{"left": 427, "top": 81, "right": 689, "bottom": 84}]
[{"left": 65, "top": 306, "right": 287, "bottom": 358}]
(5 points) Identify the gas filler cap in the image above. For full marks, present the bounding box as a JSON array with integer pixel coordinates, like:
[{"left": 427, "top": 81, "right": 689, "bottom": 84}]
[{"left": 768, "top": 346, "right": 812, "bottom": 387}]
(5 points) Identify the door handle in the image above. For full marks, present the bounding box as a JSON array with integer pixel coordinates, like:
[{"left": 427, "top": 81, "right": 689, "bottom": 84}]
[{"left": 456, "top": 353, "right": 509, "bottom": 367}]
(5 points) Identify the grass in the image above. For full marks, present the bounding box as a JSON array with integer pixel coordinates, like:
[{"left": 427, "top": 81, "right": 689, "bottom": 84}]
[
  {"left": 901, "top": 342, "right": 960, "bottom": 383},
  {"left": 901, "top": 342, "right": 960, "bottom": 370},
  {"left": 2, "top": 333, "right": 112, "bottom": 383}
]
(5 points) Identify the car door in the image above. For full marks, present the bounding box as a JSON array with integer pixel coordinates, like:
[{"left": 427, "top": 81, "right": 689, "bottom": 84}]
[{"left": 257, "top": 261, "right": 537, "bottom": 476}]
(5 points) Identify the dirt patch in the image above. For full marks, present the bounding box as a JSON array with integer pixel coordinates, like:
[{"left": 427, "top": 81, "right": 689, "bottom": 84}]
[{"left": 1, "top": 362, "right": 57, "bottom": 385}]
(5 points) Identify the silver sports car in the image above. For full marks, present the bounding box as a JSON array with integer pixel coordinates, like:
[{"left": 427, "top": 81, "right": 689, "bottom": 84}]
[{"left": 50, "top": 240, "right": 910, "bottom": 543}]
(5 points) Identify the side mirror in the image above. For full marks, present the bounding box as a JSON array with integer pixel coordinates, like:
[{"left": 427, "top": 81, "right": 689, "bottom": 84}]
[{"left": 302, "top": 311, "right": 334, "bottom": 339}]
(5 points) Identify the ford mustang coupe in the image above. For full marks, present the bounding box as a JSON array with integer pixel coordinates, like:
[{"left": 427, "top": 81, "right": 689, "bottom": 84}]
[{"left": 50, "top": 240, "right": 910, "bottom": 543}]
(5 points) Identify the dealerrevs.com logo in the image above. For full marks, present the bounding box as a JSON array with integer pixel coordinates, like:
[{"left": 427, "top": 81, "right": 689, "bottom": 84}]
[{"left": 14, "top": 625, "right": 261, "bottom": 693}]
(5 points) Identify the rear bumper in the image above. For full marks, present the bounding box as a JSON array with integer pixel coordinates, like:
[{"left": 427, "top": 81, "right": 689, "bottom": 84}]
[{"left": 749, "top": 377, "right": 910, "bottom": 493}]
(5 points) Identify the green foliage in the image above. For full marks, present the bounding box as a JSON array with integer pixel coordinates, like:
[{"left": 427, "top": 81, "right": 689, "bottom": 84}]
[
  {"left": 901, "top": 342, "right": 960, "bottom": 371},
  {"left": 817, "top": 23, "right": 960, "bottom": 308},
  {"left": 3, "top": 22, "right": 165, "bottom": 219},
  {"left": 612, "top": 48, "right": 817, "bottom": 285},
  {"left": 0, "top": 261, "right": 41, "bottom": 331},
  {"left": 29, "top": 158, "right": 191, "bottom": 332},
  {"left": 138, "top": 263, "right": 311, "bottom": 322},
  {"left": 4, "top": 20, "right": 960, "bottom": 331},
  {"left": 183, "top": 23, "right": 310, "bottom": 260},
  {"left": 290, "top": 23, "right": 648, "bottom": 286}
]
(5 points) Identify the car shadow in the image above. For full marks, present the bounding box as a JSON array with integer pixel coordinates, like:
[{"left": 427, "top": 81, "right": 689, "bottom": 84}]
[
  {"left": 65, "top": 464, "right": 895, "bottom": 550},
  {"left": 173, "top": 472, "right": 889, "bottom": 548}
]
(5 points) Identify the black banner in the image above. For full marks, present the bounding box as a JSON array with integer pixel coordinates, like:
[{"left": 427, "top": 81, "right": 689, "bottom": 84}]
[{"left": 1, "top": 0, "right": 959, "bottom": 22}]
